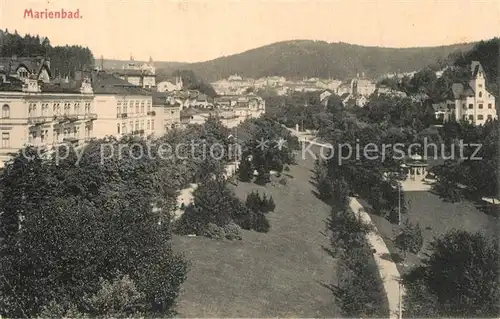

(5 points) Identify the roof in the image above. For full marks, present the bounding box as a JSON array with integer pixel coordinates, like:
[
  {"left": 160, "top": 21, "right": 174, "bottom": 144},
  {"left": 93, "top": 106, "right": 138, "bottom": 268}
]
[
  {"left": 0, "top": 57, "right": 51, "bottom": 78},
  {"left": 471, "top": 61, "right": 486, "bottom": 79},
  {"left": 91, "top": 71, "right": 151, "bottom": 95}
]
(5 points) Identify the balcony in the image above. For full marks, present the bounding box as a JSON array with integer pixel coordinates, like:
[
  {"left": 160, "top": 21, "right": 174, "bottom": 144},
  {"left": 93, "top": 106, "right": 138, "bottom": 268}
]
[
  {"left": 65, "top": 115, "right": 79, "bottom": 122},
  {"left": 84, "top": 113, "right": 98, "bottom": 121},
  {"left": 147, "top": 111, "right": 156, "bottom": 116},
  {"left": 63, "top": 137, "right": 79, "bottom": 143},
  {"left": 28, "top": 116, "right": 51, "bottom": 125}
]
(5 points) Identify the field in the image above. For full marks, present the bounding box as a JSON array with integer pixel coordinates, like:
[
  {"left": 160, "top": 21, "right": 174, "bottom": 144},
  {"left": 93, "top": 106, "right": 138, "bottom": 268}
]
[
  {"left": 171, "top": 154, "right": 341, "bottom": 317},
  {"left": 366, "top": 190, "right": 500, "bottom": 273}
]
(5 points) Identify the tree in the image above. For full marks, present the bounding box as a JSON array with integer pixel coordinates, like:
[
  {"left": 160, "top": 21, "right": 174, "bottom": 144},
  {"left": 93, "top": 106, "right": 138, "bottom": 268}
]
[
  {"left": 394, "top": 220, "right": 423, "bottom": 257},
  {"left": 0, "top": 138, "right": 188, "bottom": 318},
  {"left": 237, "top": 158, "right": 253, "bottom": 182},
  {"left": 403, "top": 230, "right": 500, "bottom": 317}
]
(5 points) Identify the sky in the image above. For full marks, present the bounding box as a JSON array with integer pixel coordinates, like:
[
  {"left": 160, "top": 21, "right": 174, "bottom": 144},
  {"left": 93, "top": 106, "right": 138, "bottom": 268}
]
[{"left": 1, "top": 0, "right": 499, "bottom": 63}]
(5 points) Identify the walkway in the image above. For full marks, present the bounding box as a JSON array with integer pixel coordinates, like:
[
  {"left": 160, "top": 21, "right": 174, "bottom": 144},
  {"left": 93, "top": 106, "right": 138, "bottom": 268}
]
[{"left": 288, "top": 128, "right": 403, "bottom": 319}]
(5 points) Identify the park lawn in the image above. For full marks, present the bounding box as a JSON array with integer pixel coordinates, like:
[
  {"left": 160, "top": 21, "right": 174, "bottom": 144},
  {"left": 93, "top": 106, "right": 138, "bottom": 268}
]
[
  {"left": 171, "top": 156, "right": 341, "bottom": 318},
  {"left": 365, "top": 191, "right": 500, "bottom": 274}
]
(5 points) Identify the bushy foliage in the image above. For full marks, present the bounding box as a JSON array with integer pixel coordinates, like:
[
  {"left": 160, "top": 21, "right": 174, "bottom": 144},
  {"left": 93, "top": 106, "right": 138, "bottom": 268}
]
[
  {"left": 395, "top": 220, "right": 424, "bottom": 255},
  {"left": 175, "top": 178, "right": 271, "bottom": 237},
  {"left": 403, "top": 230, "right": 500, "bottom": 317},
  {"left": 245, "top": 191, "right": 276, "bottom": 214},
  {"left": 237, "top": 158, "right": 253, "bottom": 182},
  {"left": 319, "top": 176, "right": 389, "bottom": 317},
  {"left": 0, "top": 137, "right": 188, "bottom": 318}
]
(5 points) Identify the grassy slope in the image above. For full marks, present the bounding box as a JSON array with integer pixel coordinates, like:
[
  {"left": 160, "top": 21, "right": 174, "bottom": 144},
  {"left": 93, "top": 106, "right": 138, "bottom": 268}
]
[
  {"left": 365, "top": 191, "right": 500, "bottom": 273},
  {"left": 171, "top": 153, "right": 341, "bottom": 317}
]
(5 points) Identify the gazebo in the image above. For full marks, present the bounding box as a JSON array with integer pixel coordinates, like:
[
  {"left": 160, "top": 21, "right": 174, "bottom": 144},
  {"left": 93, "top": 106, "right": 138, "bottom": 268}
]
[{"left": 403, "top": 154, "right": 429, "bottom": 181}]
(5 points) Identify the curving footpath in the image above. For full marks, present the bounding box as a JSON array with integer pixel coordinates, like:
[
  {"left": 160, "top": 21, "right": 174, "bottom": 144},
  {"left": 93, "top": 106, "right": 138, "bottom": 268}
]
[{"left": 292, "top": 131, "right": 404, "bottom": 318}]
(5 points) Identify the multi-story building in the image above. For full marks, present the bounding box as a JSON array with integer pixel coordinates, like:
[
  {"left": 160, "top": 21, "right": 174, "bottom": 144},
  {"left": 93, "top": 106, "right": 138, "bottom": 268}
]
[
  {"left": 435, "top": 61, "right": 497, "bottom": 126},
  {"left": 0, "top": 75, "right": 96, "bottom": 164},
  {"left": 112, "top": 56, "right": 156, "bottom": 89},
  {"left": 0, "top": 68, "right": 156, "bottom": 166},
  {"left": 90, "top": 71, "right": 155, "bottom": 138}
]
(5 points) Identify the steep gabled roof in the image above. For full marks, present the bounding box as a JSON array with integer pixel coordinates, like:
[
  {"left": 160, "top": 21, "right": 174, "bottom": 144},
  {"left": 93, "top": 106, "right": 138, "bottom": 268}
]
[{"left": 471, "top": 61, "right": 486, "bottom": 79}]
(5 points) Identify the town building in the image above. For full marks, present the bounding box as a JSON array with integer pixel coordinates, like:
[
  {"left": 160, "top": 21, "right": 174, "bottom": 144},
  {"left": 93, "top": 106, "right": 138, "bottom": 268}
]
[
  {"left": 156, "top": 77, "right": 183, "bottom": 92},
  {"left": 151, "top": 92, "right": 181, "bottom": 136},
  {"left": 0, "top": 68, "right": 157, "bottom": 167},
  {"left": 0, "top": 56, "right": 51, "bottom": 83},
  {"left": 90, "top": 71, "right": 155, "bottom": 138},
  {"left": 0, "top": 73, "right": 96, "bottom": 165},
  {"left": 112, "top": 56, "right": 156, "bottom": 89},
  {"left": 433, "top": 61, "right": 497, "bottom": 126}
]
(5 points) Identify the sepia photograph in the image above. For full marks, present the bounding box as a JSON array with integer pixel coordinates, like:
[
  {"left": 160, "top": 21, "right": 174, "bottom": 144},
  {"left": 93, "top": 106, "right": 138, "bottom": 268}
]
[{"left": 0, "top": 0, "right": 499, "bottom": 318}]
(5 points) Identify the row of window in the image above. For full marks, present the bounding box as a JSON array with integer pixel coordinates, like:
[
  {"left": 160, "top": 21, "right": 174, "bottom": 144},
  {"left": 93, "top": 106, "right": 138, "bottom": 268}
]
[
  {"left": 117, "top": 120, "right": 155, "bottom": 134},
  {"left": 117, "top": 103, "right": 153, "bottom": 115},
  {"left": 1, "top": 102, "right": 94, "bottom": 119},
  {"left": 27, "top": 125, "right": 93, "bottom": 144},
  {"left": 463, "top": 103, "right": 493, "bottom": 109},
  {"left": 463, "top": 114, "right": 493, "bottom": 122}
]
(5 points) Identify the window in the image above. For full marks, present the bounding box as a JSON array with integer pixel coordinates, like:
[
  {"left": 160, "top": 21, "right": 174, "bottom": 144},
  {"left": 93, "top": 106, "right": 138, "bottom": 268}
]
[
  {"left": 151, "top": 120, "right": 155, "bottom": 130},
  {"left": 488, "top": 103, "right": 493, "bottom": 109},
  {"left": 479, "top": 104, "right": 483, "bottom": 109},
  {"left": 85, "top": 102, "right": 90, "bottom": 114},
  {"left": 488, "top": 115, "right": 493, "bottom": 120},
  {"left": 117, "top": 123, "right": 121, "bottom": 134},
  {"left": 479, "top": 91, "right": 482, "bottom": 98},
  {"left": 135, "top": 121, "right": 139, "bottom": 131},
  {"left": 1, "top": 132, "right": 10, "bottom": 148},
  {"left": 141, "top": 101, "right": 145, "bottom": 113},
  {"left": 74, "top": 103, "right": 80, "bottom": 114},
  {"left": 462, "top": 104, "right": 466, "bottom": 109},
  {"left": 479, "top": 84, "right": 483, "bottom": 88},
  {"left": 122, "top": 123, "right": 127, "bottom": 134},
  {"left": 129, "top": 121, "right": 133, "bottom": 132},
  {"left": 468, "top": 115, "right": 474, "bottom": 121},
  {"left": 123, "top": 103, "right": 128, "bottom": 114},
  {"left": 135, "top": 102, "right": 139, "bottom": 114},
  {"left": 147, "top": 102, "right": 152, "bottom": 113},
  {"left": 478, "top": 115, "right": 484, "bottom": 120},
  {"left": 147, "top": 120, "right": 150, "bottom": 130},
  {"left": 2, "top": 104, "right": 10, "bottom": 118},
  {"left": 140, "top": 120, "right": 144, "bottom": 130},
  {"left": 117, "top": 106, "right": 121, "bottom": 117},
  {"left": 468, "top": 104, "right": 473, "bottom": 109}
]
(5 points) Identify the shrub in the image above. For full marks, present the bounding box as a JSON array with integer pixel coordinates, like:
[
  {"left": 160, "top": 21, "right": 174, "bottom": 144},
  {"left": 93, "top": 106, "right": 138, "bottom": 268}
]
[
  {"left": 252, "top": 212, "right": 270, "bottom": 233},
  {"left": 266, "top": 196, "right": 276, "bottom": 212},
  {"left": 335, "top": 243, "right": 389, "bottom": 317},
  {"left": 395, "top": 220, "right": 423, "bottom": 256},
  {"left": 237, "top": 159, "right": 253, "bottom": 182},
  {"left": 83, "top": 275, "right": 146, "bottom": 317},
  {"left": 223, "top": 222, "right": 242, "bottom": 240},
  {"left": 403, "top": 230, "right": 500, "bottom": 317},
  {"left": 203, "top": 223, "right": 225, "bottom": 240},
  {"left": 260, "top": 193, "right": 269, "bottom": 212},
  {"left": 245, "top": 191, "right": 262, "bottom": 213}
]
